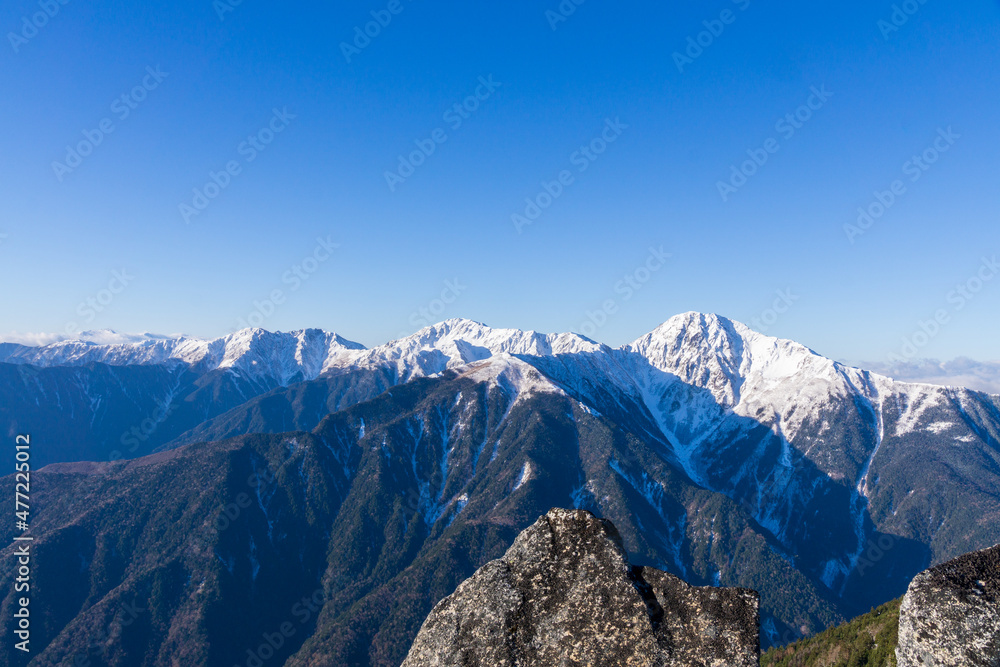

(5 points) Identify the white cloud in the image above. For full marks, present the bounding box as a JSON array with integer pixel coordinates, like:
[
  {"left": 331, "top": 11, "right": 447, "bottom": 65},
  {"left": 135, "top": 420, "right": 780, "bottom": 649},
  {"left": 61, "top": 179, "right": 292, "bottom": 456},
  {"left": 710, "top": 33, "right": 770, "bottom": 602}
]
[
  {"left": 0, "top": 332, "right": 73, "bottom": 347},
  {"left": 0, "top": 330, "right": 179, "bottom": 347},
  {"left": 855, "top": 358, "right": 1000, "bottom": 395}
]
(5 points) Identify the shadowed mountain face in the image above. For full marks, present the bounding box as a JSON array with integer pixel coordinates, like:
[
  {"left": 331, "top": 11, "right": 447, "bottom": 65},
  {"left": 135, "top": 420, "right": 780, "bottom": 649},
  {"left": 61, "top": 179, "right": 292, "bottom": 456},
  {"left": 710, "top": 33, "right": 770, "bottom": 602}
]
[
  {"left": 0, "top": 362, "right": 316, "bottom": 467},
  {"left": 1, "top": 314, "right": 999, "bottom": 664},
  {"left": 0, "top": 360, "right": 833, "bottom": 666},
  {"left": 0, "top": 328, "right": 367, "bottom": 467},
  {"left": 164, "top": 318, "right": 999, "bottom": 621}
]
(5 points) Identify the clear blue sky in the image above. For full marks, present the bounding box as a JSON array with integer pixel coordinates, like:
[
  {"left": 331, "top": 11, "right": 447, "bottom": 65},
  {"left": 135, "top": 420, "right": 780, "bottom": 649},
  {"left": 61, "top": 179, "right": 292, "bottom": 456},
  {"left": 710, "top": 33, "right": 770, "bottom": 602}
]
[{"left": 1, "top": 0, "right": 998, "bottom": 362}]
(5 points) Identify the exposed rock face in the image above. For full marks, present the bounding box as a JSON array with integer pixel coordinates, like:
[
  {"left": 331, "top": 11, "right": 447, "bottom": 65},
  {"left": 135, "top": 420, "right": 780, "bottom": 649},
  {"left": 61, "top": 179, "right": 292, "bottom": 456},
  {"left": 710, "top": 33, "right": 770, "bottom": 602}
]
[
  {"left": 896, "top": 543, "right": 1000, "bottom": 666},
  {"left": 401, "top": 508, "right": 760, "bottom": 667}
]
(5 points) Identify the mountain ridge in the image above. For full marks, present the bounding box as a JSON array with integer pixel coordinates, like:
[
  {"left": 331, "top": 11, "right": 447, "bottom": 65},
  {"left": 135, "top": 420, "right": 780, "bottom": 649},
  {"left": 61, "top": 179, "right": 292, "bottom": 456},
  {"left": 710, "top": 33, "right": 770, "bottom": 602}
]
[
  {"left": 7, "top": 313, "right": 996, "bottom": 400},
  {"left": 2, "top": 313, "right": 999, "bottom": 664}
]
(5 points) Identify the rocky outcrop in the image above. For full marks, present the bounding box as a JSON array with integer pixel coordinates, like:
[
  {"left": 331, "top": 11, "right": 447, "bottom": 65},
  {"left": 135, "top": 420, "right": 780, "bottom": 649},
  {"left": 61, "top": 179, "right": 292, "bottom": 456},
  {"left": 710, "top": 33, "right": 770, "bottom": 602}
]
[
  {"left": 401, "top": 508, "right": 760, "bottom": 667},
  {"left": 896, "top": 543, "right": 1000, "bottom": 666}
]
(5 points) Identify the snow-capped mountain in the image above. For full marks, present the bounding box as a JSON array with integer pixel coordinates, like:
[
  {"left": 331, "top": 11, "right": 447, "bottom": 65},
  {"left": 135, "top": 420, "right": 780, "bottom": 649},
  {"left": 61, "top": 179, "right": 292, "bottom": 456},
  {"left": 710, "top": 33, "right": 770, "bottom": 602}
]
[
  {"left": 376, "top": 315, "right": 1000, "bottom": 605},
  {"left": 0, "top": 319, "right": 601, "bottom": 387},
  {"left": 0, "top": 327, "right": 365, "bottom": 386},
  {"left": 5, "top": 314, "right": 999, "bottom": 577},
  {"left": 2, "top": 312, "right": 999, "bottom": 662},
  {"left": 340, "top": 318, "right": 603, "bottom": 380},
  {"left": 5, "top": 314, "right": 994, "bottom": 403}
]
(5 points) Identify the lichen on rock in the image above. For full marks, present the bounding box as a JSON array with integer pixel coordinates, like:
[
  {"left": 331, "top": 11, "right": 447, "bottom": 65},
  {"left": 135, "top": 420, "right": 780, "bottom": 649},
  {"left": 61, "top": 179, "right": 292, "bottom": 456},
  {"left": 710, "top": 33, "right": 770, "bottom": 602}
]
[
  {"left": 402, "top": 508, "right": 760, "bottom": 667},
  {"left": 896, "top": 543, "right": 1000, "bottom": 667}
]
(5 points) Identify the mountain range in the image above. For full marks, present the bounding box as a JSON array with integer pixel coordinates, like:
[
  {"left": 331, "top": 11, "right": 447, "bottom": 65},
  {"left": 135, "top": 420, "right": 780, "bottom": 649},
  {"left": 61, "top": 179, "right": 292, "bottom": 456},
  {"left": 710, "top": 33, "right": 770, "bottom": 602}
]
[{"left": 1, "top": 313, "right": 998, "bottom": 665}]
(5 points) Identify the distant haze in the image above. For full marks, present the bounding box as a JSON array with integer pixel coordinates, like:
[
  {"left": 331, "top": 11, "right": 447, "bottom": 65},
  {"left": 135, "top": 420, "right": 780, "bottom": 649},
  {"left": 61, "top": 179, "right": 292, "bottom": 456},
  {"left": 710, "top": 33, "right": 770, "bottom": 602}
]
[{"left": 853, "top": 358, "right": 1000, "bottom": 395}]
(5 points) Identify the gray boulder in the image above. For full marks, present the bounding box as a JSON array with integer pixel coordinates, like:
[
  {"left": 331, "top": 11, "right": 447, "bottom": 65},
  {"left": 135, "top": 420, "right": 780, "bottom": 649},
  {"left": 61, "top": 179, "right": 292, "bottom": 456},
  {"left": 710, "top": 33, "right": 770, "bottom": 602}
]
[
  {"left": 401, "top": 508, "right": 760, "bottom": 667},
  {"left": 896, "top": 543, "right": 1000, "bottom": 666}
]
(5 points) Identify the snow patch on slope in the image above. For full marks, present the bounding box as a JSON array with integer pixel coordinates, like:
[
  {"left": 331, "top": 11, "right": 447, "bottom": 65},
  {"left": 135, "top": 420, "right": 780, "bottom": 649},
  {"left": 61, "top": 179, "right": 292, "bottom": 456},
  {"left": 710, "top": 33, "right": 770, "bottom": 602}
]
[
  {"left": 513, "top": 461, "right": 532, "bottom": 491},
  {"left": 459, "top": 355, "right": 566, "bottom": 400}
]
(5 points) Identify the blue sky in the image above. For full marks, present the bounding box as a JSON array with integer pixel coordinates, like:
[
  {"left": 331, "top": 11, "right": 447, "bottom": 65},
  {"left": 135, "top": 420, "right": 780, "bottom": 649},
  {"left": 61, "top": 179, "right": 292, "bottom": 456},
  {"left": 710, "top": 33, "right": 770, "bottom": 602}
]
[{"left": 1, "top": 0, "right": 998, "bottom": 363}]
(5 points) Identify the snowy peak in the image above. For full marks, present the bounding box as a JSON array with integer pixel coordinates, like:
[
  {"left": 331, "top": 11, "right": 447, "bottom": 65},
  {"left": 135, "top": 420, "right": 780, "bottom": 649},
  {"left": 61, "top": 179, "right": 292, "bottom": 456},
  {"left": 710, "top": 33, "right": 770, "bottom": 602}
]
[
  {"left": 0, "top": 318, "right": 604, "bottom": 390},
  {"left": 1, "top": 334, "right": 197, "bottom": 368},
  {"left": 346, "top": 318, "right": 603, "bottom": 380},
  {"left": 2, "top": 315, "right": 990, "bottom": 404},
  {"left": 631, "top": 312, "right": 822, "bottom": 376},
  {"left": 627, "top": 312, "right": 869, "bottom": 408},
  {"left": 0, "top": 327, "right": 366, "bottom": 386},
  {"left": 458, "top": 354, "right": 566, "bottom": 400},
  {"left": 395, "top": 318, "right": 603, "bottom": 357},
  {"left": 199, "top": 328, "right": 366, "bottom": 384},
  {"left": 629, "top": 312, "right": 752, "bottom": 405}
]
